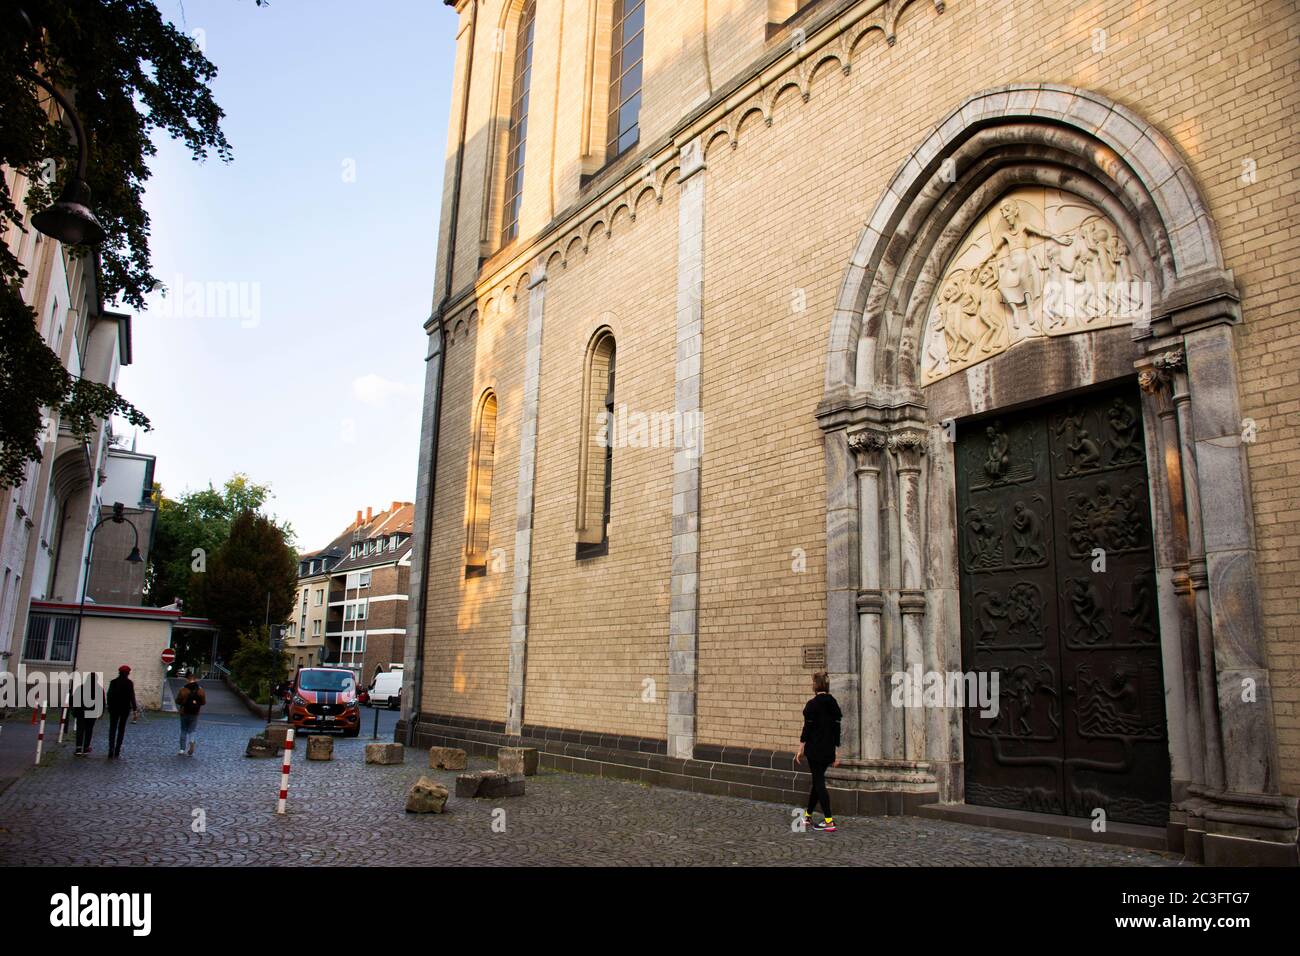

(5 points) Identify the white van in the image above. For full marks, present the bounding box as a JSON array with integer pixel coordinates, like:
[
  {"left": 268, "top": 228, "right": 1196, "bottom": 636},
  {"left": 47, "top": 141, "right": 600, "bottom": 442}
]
[{"left": 368, "top": 669, "right": 404, "bottom": 710}]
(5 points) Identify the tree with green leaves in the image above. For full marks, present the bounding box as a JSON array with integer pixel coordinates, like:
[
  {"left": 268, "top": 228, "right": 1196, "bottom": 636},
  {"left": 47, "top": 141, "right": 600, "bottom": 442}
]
[
  {"left": 197, "top": 507, "right": 297, "bottom": 661},
  {"left": 147, "top": 473, "right": 292, "bottom": 610},
  {"left": 1, "top": 1, "right": 263, "bottom": 488},
  {"left": 229, "top": 625, "right": 291, "bottom": 705}
]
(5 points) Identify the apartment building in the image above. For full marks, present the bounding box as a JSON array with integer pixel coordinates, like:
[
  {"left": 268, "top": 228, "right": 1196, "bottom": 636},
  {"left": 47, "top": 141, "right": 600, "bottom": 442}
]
[
  {"left": 289, "top": 503, "right": 414, "bottom": 680},
  {"left": 288, "top": 555, "right": 335, "bottom": 671},
  {"left": 1, "top": 160, "right": 138, "bottom": 674}
]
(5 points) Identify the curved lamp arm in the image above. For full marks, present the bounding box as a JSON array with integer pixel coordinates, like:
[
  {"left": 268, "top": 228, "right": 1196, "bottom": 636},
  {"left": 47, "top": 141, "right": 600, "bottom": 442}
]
[{"left": 25, "top": 71, "right": 89, "bottom": 182}]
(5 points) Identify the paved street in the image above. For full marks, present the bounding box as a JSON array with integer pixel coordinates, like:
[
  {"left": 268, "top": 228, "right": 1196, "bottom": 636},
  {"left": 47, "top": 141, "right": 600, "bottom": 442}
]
[{"left": 0, "top": 712, "right": 1182, "bottom": 867}]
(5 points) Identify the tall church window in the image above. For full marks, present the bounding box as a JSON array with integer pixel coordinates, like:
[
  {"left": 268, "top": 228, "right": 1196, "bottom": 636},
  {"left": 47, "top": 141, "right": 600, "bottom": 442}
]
[
  {"left": 606, "top": 0, "right": 643, "bottom": 160},
  {"left": 466, "top": 390, "right": 498, "bottom": 574},
  {"left": 577, "top": 331, "right": 616, "bottom": 557},
  {"left": 502, "top": 0, "right": 537, "bottom": 244}
]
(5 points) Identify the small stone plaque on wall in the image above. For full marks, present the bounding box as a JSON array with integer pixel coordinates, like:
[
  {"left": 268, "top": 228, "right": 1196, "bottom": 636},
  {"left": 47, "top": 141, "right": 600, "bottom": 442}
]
[{"left": 802, "top": 646, "right": 826, "bottom": 669}]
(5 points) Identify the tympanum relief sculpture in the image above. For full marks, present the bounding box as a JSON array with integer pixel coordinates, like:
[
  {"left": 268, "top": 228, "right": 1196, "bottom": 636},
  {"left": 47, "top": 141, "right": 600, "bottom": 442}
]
[{"left": 921, "top": 188, "right": 1148, "bottom": 385}]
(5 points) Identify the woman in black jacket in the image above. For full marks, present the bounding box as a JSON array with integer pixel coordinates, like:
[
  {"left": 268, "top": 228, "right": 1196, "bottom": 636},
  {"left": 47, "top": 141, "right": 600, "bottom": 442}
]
[
  {"left": 796, "top": 671, "right": 842, "bottom": 831},
  {"left": 71, "top": 671, "right": 100, "bottom": 756}
]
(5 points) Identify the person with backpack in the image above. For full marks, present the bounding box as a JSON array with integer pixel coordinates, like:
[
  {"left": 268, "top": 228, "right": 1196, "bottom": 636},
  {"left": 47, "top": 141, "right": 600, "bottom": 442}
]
[
  {"left": 175, "top": 670, "right": 206, "bottom": 756},
  {"left": 796, "top": 670, "right": 843, "bottom": 832},
  {"left": 106, "top": 665, "right": 141, "bottom": 759}
]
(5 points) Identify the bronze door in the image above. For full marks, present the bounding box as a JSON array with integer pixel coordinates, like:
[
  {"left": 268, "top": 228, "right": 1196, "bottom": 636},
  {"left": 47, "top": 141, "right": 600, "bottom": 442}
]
[{"left": 957, "top": 382, "right": 1170, "bottom": 826}]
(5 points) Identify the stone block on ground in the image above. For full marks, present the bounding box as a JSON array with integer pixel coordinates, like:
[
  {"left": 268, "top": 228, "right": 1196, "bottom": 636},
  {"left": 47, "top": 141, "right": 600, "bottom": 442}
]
[
  {"left": 307, "top": 735, "right": 334, "bottom": 761},
  {"left": 428, "top": 746, "right": 467, "bottom": 770},
  {"left": 455, "top": 772, "right": 482, "bottom": 798},
  {"left": 476, "top": 770, "right": 525, "bottom": 798},
  {"left": 365, "top": 742, "right": 404, "bottom": 765},
  {"left": 245, "top": 735, "right": 278, "bottom": 758},
  {"left": 497, "top": 746, "right": 539, "bottom": 777},
  {"left": 405, "top": 776, "right": 450, "bottom": 813},
  {"left": 264, "top": 724, "right": 293, "bottom": 749}
]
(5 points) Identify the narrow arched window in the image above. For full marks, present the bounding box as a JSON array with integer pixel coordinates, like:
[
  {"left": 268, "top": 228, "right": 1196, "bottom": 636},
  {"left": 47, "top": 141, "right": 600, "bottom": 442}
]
[
  {"left": 466, "top": 390, "right": 498, "bottom": 575},
  {"left": 577, "top": 331, "right": 616, "bottom": 557},
  {"left": 501, "top": 0, "right": 537, "bottom": 244},
  {"left": 606, "top": 0, "right": 643, "bottom": 160}
]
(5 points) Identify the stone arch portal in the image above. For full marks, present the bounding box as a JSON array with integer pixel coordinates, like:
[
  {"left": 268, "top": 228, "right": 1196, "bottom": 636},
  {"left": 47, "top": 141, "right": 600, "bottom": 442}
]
[{"left": 816, "top": 84, "right": 1296, "bottom": 865}]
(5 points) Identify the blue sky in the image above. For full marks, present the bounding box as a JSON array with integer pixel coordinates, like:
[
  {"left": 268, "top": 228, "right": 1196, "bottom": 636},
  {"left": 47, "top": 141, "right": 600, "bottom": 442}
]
[{"left": 117, "top": 0, "right": 455, "bottom": 551}]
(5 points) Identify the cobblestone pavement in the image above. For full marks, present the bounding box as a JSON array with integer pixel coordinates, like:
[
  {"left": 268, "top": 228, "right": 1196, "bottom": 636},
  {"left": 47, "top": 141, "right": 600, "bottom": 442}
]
[{"left": 0, "top": 713, "right": 1182, "bottom": 867}]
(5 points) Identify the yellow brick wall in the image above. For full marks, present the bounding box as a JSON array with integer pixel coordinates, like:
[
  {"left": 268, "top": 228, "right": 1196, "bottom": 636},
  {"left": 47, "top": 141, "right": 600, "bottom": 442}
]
[
  {"left": 421, "top": 287, "right": 529, "bottom": 723},
  {"left": 523, "top": 185, "right": 680, "bottom": 737},
  {"left": 427, "top": 0, "right": 1300, "bottom": 791}
]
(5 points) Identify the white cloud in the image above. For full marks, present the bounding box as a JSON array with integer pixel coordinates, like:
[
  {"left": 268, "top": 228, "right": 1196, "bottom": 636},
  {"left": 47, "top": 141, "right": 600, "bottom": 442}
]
[{"left": 353, "top": 373, "right": 420, "bottom": 408}]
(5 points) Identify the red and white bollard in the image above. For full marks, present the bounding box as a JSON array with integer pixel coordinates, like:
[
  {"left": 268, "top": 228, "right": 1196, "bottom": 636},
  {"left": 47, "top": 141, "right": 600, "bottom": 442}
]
[
  {"left": 35, "top": 702, "right": 48, "bottom": 765},
  {"left": 276, "top": 727, "right": 296, "bottom": 814},
  {"left": 57, "top": 690, "right": 70, "bottom": 744}
]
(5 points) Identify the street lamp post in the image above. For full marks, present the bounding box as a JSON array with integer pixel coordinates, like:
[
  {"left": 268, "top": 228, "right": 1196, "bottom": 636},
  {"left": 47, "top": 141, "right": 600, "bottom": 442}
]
[
  {"left": 25, "top": 71, "right": 107, "bottom": 247},
  {"left": 71, "top": 501, "right": 142, "bottom": 674}
]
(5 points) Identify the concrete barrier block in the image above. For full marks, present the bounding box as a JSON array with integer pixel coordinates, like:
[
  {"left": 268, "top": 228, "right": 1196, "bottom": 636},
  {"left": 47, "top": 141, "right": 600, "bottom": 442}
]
[
  {"left": 307, "top": 736, "right": 334, "bottom": 761},
  {"left": 497, "top": 747, "right": 539, "bottom": 777},
  {"left": 477, "top": 770, "right": 525, "bottom": 798},
  {"left": 365, "top": 742, "right": 404, "bottom": 765},
  {"left": 455, "top": 773, "right": 482, "bottom": 798},
  {"left": 429, "top": 746, "right": 468, "bottom": 770},
  {"left": 245, "top": 735, "right": 278, "bottom": 758}
]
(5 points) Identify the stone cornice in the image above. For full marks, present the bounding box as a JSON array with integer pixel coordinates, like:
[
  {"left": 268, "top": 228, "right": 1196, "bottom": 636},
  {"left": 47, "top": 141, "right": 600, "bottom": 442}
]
[{"left": 816, "top": 383, "right": 927, "bottom": 431}]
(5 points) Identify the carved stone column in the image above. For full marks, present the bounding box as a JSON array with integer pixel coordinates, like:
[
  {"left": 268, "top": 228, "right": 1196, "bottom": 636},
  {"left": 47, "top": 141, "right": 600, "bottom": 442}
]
[
  {"left": 849, "top": 429, "right": 887, "bottom": 760},
  {"left": 1163, "top": 348, "right": 1229, "bottom": 796},
  {"left": 889, "top": 427, "right": 928, "bottom": 762},
  {"left": 1137, "top": 351, "right": 1205, "bottom": 799},
  {"left": 1139, "top": 320, "right": 1297, "bottom": 864}
]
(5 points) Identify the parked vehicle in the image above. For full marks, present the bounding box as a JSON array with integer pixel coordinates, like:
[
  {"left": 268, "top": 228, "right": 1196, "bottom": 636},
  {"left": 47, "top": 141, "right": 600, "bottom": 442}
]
[
  {"left": 286, "top": 667, "right": 361, "bottom": 736},
  {"left": 367, "top": 670, "right": 403, "bottom": 710}
]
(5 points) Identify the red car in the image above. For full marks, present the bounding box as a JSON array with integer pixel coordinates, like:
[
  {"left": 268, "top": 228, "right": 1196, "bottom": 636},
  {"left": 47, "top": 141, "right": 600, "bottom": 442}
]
[{"left": 286, "top": 667, "right": 361, "bottom": 737}]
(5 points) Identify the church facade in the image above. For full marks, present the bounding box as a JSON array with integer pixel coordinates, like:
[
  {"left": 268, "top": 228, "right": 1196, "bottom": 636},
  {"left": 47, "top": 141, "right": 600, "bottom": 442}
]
[{"left": 402, "top": 0, "right": 1300, "bottom": 864}]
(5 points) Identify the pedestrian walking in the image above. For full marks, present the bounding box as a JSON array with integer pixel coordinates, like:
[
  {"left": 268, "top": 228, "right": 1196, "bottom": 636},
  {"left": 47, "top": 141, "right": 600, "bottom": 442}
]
[
  {"left": 106, "top": 665, "right": 141, "bottom": 759},
  {"left": 175, "top": 670, "right": 206, "bottom": 756},
  {"left": 795, "top": 670, "right": 842, "bottom": 832},
  {"left": 71, "top": 671, "right": 101, "bottom": 756}
]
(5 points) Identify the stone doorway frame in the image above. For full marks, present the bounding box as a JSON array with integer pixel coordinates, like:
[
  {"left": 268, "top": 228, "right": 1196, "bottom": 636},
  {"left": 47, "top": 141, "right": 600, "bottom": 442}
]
[{"left": 815, "top": 84, "right": 1297, "bottom": 865}]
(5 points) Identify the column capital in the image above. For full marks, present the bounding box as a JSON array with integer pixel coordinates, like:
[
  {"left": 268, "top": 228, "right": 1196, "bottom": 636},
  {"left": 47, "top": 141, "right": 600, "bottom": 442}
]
[
  {"left": 888, "top": 427, "right": 929, "bottom": 472},
  {"left": 848, "top": 428, "right": 888, "bottom": 468},
  {"left": 1137, "top": 346, "right": 1186, "bottom": 395}
]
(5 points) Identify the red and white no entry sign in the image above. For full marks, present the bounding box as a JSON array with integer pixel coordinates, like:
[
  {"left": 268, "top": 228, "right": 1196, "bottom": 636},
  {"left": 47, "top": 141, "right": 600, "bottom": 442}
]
[{"left": 161, "top": 647, "right": 176, "bottom": 665}]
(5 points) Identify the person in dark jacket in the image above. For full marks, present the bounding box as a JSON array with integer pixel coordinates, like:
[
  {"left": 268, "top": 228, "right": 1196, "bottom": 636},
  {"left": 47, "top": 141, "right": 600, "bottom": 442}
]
[
  {"left": 71, "top": 671, "right": 101, "bottom": 756},
  {"left": 106, "top": 665, "right": 141, "bottom": 759},
  {"left": 796, "top": 671, "right": 842, "bottom": 831},
  {"left": 175, "top": 670, "right": 206, "bottom": 756}
]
